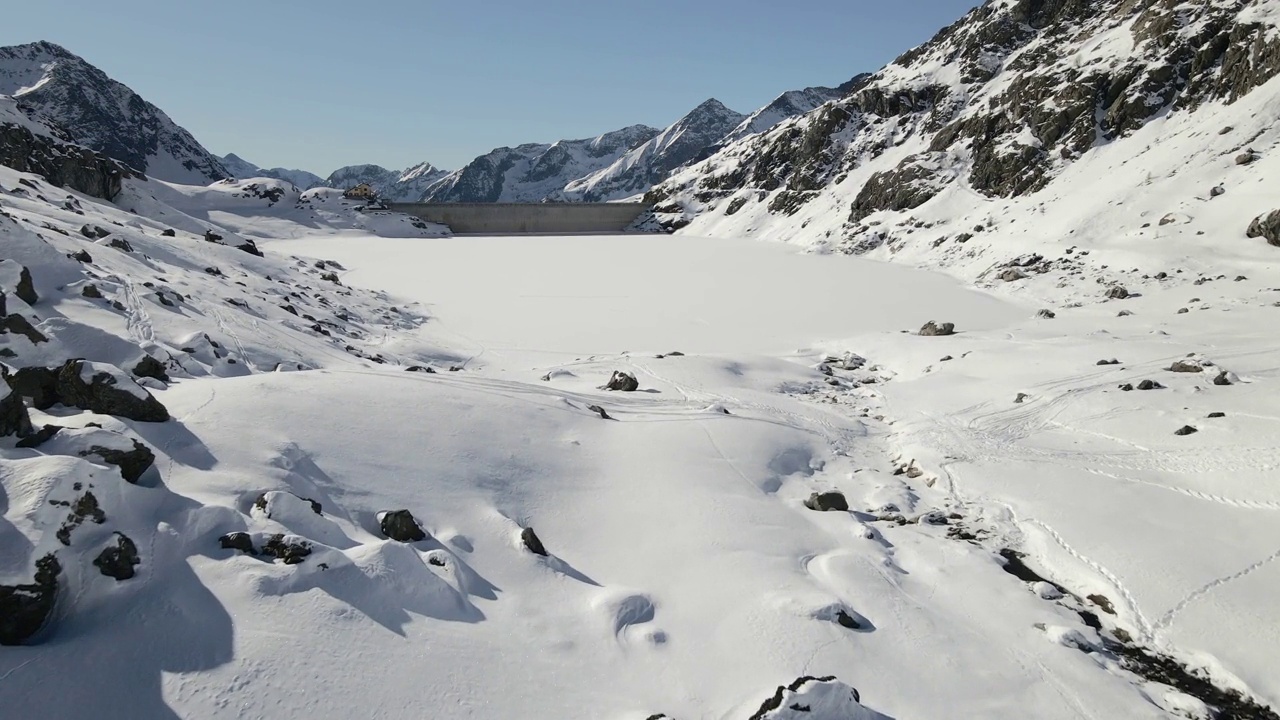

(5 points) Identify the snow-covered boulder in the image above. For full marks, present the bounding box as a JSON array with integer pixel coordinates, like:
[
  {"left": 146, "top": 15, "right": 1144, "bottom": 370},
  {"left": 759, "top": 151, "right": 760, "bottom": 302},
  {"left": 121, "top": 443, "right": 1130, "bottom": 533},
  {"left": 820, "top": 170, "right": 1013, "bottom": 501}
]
[
  {"left": 747, "top": 676, "right": 890, "bottom": 719},
  {"left": 55, "top": 360, "right": 169, "bottom": 422}
]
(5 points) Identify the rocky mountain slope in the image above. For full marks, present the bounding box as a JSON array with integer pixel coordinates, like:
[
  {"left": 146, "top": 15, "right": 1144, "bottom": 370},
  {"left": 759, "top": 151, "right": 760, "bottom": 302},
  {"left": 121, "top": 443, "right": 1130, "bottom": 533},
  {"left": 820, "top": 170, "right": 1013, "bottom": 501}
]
[
  {"left": 0, "top": 42, "right": 228, "bottom": 184},
  {"left": 559, "top": 100, "right": 747, "bottom": 202},
  {"left": 651, "top": 0, "right": 1280, "bottom": 253},
  {"left": 323, "top": 161, "right": 449, "bottom": 201},
  {"left": 421, "top": 124, "right": 660, "bottom": 203},
  {"left": 218, "top": 153, "right": 325, "bottom": 190},
  {"left": 0, "top": 95, "right": 138, "bottom": 200}
]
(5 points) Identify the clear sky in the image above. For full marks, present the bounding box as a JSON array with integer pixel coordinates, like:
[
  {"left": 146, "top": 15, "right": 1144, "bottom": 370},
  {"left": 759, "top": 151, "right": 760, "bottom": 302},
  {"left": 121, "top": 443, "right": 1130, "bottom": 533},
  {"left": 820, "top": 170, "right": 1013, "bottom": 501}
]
[{"left": 4, "top": 0, "right": 978, "bottom": 176}]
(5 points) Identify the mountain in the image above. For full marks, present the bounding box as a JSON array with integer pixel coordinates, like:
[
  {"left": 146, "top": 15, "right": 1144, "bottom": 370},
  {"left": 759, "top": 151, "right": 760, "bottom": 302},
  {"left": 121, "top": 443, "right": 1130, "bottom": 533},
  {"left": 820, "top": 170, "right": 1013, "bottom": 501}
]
[
  {"left": 650, "top": 0, "right": 1280, "bottom": 244},
  {"left": 218, "top": 153, "right": 325, "bottom": 190},
  {"left": 559, "top": 100, "right": 747, "bottom": 202},
  {"left": 324, "top": 161, "right": 449, "bottom": 202},
  {"left": 718, "top": 76, "right": 871, "bottom": 148},
  {"left": 422, "top": 124, "right": 659, "bottom": 203},
  {"left": 0, "top": 41, "right": 228, "bottom": 184}
]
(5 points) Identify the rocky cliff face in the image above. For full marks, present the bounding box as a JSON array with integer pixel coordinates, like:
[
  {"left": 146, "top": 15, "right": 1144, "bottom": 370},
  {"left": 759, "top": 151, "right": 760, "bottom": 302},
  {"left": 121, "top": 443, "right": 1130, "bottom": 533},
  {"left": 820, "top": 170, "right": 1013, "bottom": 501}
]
[
  {"left": 0, "top": 96, "right": 138, "bottom": 200},
  {"left": 422, "top": 124, "right": 659, "bottom": 203},
  {"left": 0, "top": 42, "right": 227, "bottom": 184},
  {"left": 650, "top": 0, "right": 1280, "bottom": 241}
]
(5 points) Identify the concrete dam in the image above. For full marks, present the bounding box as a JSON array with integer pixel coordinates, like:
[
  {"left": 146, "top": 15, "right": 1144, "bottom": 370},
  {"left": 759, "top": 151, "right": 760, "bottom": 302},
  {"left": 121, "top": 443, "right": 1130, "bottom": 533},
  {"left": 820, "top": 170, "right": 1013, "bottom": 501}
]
[{"left": 387, "top": 202, "right": 652, "bottom": 234}]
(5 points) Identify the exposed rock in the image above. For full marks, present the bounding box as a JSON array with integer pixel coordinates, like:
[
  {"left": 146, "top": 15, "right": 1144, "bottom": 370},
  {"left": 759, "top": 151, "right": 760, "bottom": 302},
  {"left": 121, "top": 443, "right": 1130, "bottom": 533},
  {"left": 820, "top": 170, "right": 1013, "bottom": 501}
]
[
  {"left": 80, "top": 438, "right": 155, "bottom": 484},
  {"left": 219, "top": 532, "right": 257, "bottom": 554},
  {"left": 1212, "top": 371, "right": 1233, "bottom": 386},
  {"left": 0, "top": 385, "right": 33, "bottom": 437},
  {"left": 834, "top": 609, "right": 863, "bottom": 629},
  {"left": 1208, "top": 412, "right": 1227, "bottom": 419},
  {"left": 1174, "top": 425, "right": 1199, "bottom": 436},
  {"left": 803, "top": 491, "right": 849, "bottom": 512},
  {"left": 380, "top": 509, "right": 427, "bottom": 542},
  {"left": 253, "top": 491, "right": 322, "bottom": 517},
  {"left": 15, "top": 423, "right": 61, "bottom": 448},
  {"left": 1169, "top": 359, "right": 1204, "bottom": 373},
  {"left": 81, "top": 284, "right": 103, "bottom": 299},
  {"left": 1118, "top": 383, "right": 1134, "bottom": 392},
  {"left": 55, "top": 359, "right": 170, "bottom": 421},
  {"left": 918, "top": 321, "right": 955, "bottom": 336},
  {"left": 261, "top": 534, "right": 312, "bottom": 564},
  {"left": 131, "top": 355, "right": 169, "bottom": 382},
  {"left": 5, "top": 366, "right": 60, "bottom": 409},
  {"left": 747, "top": 675, "right": 881, "bottom": 720},
  {"left": 1097, "top": 359, "right": 1121, "bottom": 366},
  {"left": 106, "top": 237, "right": 133, "bottom": 252},
  {"left": 68, "top": 249, "right": 92, "bottom": 263},
  {"left": 1106, "top": 286, "right": 1130, "bottom": 300},
  {"left": 521, "top": 527, "right": 548, "bottom": 556},
  {"left": 1137, "top": 380, "right": 1164, "bottom": 390},
  {"left": 10, "top": 265, "right": 38, "bottom": 305},
  {"left": 0, "top": 554, "right": 61, "bottom": 645},
  {"left": 160, "top": 228, "right": 176, "bottom": 237},
  {"left": 604, "top": 370, "right": 639, "bottom": 392},
  {"left": 586, "top": 404, "right": 612, "bottom": 420},
  {"left": 1036, "top": 309, "right": 1056, "bottom": 319},
  {"left": 1014, "top": 393, "right": 1030, "bottom": 403},
  {"left": 1, "top": 313, "right": 48, "bottom": 344},
  {"left": 93, "top": 532, "right": 140, "bottom": 580},
  {"left": 1246, "top": 210, "right": 1280, "bottom": 247},
  {"left": 55, "top": 490, "right": 105, "bottom": 545},
  {"left": 1235, "top": 151, "right": 1258, "bottom": 165},
  {"left": 79, "top": 224, "right": 111, "bottom": 239},
  {"left": 1117, "top": 310, "right": 1134, "bottom": 317},
  {"left": 1000, "top": 268, "right": 1028, "bottom": 282}
]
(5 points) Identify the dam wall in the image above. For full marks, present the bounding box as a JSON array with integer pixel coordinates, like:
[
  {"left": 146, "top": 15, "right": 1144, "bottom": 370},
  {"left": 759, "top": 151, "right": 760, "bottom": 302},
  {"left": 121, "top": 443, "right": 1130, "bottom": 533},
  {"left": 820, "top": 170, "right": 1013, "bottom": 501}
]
[{"left": 387, "top": 202, "right": 651, "bottom": 234}]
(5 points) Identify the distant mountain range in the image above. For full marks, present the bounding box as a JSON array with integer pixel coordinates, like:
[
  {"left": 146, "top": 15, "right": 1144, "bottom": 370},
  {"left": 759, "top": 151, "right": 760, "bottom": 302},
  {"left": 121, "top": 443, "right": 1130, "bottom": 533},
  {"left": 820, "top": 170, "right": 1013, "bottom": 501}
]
[{"left": 0, "top": 40, "right": 861, "bottom": 203}]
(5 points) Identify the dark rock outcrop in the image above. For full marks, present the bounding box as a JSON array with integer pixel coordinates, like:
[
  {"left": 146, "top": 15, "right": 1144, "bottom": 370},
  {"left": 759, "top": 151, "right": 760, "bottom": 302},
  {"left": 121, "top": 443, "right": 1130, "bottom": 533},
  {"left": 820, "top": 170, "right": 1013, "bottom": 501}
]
[
  {"left": 919, "top": 321, "right": 955, "bottom": 336},
  {"left": 0, "top": 386, "right": 33, "bottom": 437},
  {"left": 261, "top": 534, "right": 312, "bottom": 564},
  {"left": 521, "top": 527, "right": 548, "bottom": 556},
  {"left": 803, "top": 491, "right": 849, "bottom": 512},
  {"left": 5, "top": 366, "right": 60, "bottom": 409},
  {"left": 1174, "top": 425, "right": 1199, "bottom": 436},
  {"left": 0, "top": 554, "right": 61, "bottom": 645},
  {"left": 1246, "top": 210, "right": 1280, "bottom": 247},
  {"left": 55, "top": 360, "right": 169, "bottom": 421},
  {"left": 80, "top": 438, "right": 155, "bottom": 484},
  {"left": 604, "top": 370, "right": 639, "bottom": 392},
  {"left": 1, "top": 313, "right": 48, "bottom": 344},
  {"left": 93, "top": 533, "right": 140, "bottom": 580},
  {"left": 380, "top": 509, "right": 427, "bottom": 542},
  {"left": 131, "top": 355, "right": 169, "bottom": 382},
  {"left": 219, "top": 532, "right": 257, "bottom": 554},
  {"left": 0, "top": 120, "right": 136, "bottom": 200}
]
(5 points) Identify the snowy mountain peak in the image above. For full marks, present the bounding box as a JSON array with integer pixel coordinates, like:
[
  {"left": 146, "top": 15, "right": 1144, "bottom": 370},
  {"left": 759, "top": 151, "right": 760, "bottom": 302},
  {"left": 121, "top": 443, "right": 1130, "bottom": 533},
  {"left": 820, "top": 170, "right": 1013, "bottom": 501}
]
[{"left": 0, "top": 41, "right": 229, "bottom": 184}]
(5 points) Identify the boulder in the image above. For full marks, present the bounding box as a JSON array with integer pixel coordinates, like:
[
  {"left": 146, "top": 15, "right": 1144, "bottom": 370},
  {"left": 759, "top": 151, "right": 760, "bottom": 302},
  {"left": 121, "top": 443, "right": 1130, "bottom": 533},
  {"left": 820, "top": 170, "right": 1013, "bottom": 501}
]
[
  {"left": 379, "top": 509, "right": 427, "bottom": 542},
  {"left": 1174, "top": 425, "right": 1198, "bottom": 436},
  {"left": 160, "top": 228, "right": 176, "bottom": 237},
  {"left": 1246, "top": 210, "right": 1280, "bottom": 247},
  {"left": 1, "top": 313, "right": 48, "bottom": 344},
  {"left": 604, "top": 370, "right": 639, "bottom": 392},
  {"left": 81, "top": 284, "right": 103, "bottom": 299},
  {"left": 106, "top": 237, "right": 133, "bottom": 252},
  {"left": 80, "top": 224, "right": 111, "bottom": 239},
  {"left": 93, "top": 533, "right": 140, "bottom": 580},
  {"left": 918, "top": 321, "right": 955, "bottom": 336},
  {"left": 747, "top": 675, "right": 886, "bottom": 720},
  {"left": 15, "top": 424, "right": 63, "bottom": 449},
  {"left": 69, "top": 249, "right": 92, "bottom": 263},
  {"left": 218, "top": 532, "right": 257, "bottom": 554},
  {"left": 1213, "top": 371, "right": 1234, "bottom": 386},
  {"left": 0, "top": 385, "right": 33, "bottom": 437},
  {"left": 131, "top": 355, "right": 170, "bottom": 383},
  {"left": 1000, "top": 268, "right": 1027, "bottom": 282},
  {"left": 586, "top": 404, "right": 612, "bottom": 420},
  {"left": 0, "top": 554, "right": 61, "bottom": 645},
  {"left": 5, "top": 366, "right": 61, "bottom": 409},
  {"left": 1236, "top": 151, "right": 1258, "bottom": 165},
  {"left": 1106, "top": 285, "right": 1130, "bottom": 300},
  {"left": 261, "top": 534, "right": 312, "bottom": 564},
  {"left": 37, "top": 427, "right": 156, "bottom": 483},
  {"left": 55, "top": 360, "right": 169, "bottom": 422},
  {"left": 82, "top": 438, "right": 155, "bottom": 484},
  {"left": 521, "top": 527, "right": 548, "bottom": 556},
  {"left": 1208, "top": 412, "right": 1227, "bottom": 418},
  {"left": 1036, "top": 309, "right": 1056, "bottom": 319},
  {"left": 1014, "top": 393, "right": 1030, "bottom": 403},
  {"left": 1137, "top": 380, "right": 1164, "bottom": 390},
  {"left": 1096, "top": 359, "right": 1121, "bottom": 366},
  {"left": 803, "top": 491, "right": 849, "bottom": 512},
  {"left": 1169, "top": 359, "right": 1203, "bottom": 373}
]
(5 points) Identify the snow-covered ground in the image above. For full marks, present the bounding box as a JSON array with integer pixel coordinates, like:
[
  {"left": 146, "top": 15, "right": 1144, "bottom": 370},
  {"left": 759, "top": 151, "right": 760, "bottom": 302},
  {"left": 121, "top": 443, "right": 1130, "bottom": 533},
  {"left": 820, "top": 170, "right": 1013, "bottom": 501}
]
[{"left": 3, "top": 165, "right": 1279, "bottom": 719}]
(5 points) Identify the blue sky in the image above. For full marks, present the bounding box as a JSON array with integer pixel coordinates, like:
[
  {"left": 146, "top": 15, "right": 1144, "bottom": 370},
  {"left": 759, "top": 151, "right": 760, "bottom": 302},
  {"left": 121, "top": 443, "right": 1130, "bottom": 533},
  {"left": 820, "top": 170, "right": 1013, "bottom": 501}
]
[{"left": 4, "top": 0, "right": 978, "bottom": 175}]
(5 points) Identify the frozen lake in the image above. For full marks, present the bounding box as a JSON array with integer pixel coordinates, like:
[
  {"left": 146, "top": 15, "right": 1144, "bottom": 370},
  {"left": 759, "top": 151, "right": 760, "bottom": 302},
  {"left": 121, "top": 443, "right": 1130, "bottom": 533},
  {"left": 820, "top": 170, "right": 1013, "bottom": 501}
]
[{"left": 269, "top": 234, "right": 1026, "bottom": 355}]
